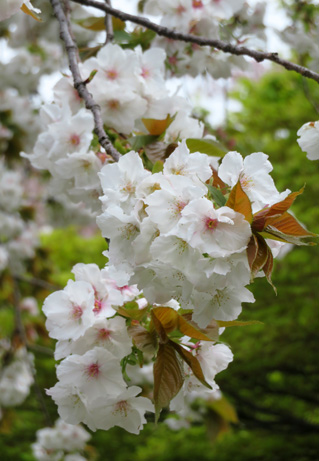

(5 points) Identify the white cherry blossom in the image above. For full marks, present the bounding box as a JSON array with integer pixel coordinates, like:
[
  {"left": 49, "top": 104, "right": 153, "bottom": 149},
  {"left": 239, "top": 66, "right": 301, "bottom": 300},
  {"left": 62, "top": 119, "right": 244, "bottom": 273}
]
[
  {"left": 297, "top": 121, "right": 319, "bottom": 161},
  {"left": 43, "top": 280, "right": 96, "bottom": 341}
]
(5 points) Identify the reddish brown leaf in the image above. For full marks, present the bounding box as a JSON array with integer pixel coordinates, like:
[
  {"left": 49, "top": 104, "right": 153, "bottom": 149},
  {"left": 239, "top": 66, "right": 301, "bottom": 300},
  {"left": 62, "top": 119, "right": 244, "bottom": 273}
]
[
  {"left": 153, "top": 307, "right": 216, "bottom": 342},
  {"left": 128, "top": 323, "right": 157, "bottom": 354},
  {"left": 247, "top": 234, "right": 258, "bottom": 270},
  {"left": 171, "top": 342, "right": 212, "bottom": 389},
  {"left": 226, "top": 180, "right": 253, "bottom": 223},
  {"left": 250, "top": 234, "right": 269, "bottom": 278},
  {"left": 264, "top": 187, "right": 305, "bottom": 219},
  {"left": 117, "top": 304, "right": 148, "bottom": 321},
  {"left": 153, "top": 342, "right": 184, "bottom": 421},
  {"left": 180, "top": 314, "right": 219, "bottom": 341},
  {"left": 182, "top": 314, "right": 220, "bottom": 341},
  {"left": 252, "top": 207, "right": 270, "bottom": 232},
  {"left": 152, "top": 307, "right": 178, "bottom": 333},
  {"left": 263, "top": 245, "right": 276, "bottom": 293},
  {"left": 265, "top": 212, "right": 317, "bottom": 238},
  {"left": 212, "top": 169, "right": 228, "bottom": 193},
  {"left": 151, "top": 310, "right": 168, "bottom": 344}
]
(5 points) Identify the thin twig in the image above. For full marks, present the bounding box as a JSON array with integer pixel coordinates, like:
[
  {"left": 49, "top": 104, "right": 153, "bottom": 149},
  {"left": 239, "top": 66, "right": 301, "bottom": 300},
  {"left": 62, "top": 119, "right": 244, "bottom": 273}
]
[
  {"left": 15, "top": 275, "right": 61, "bottom": 291},
  {"left": 104, "top": 0, "right": 114, "bottom": 44},
  {"left": 70, "top": 0, "right": 319, "bottom": 85},
  {"left": 50, "top": 0, "right": 121, "bottom": 162}
]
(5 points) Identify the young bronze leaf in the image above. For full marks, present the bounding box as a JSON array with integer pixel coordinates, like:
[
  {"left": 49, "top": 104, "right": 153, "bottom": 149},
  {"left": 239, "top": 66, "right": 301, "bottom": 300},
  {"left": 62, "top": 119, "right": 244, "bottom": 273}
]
[
  {"left": 153, "top": 342, "right": 184, "bottom": 421},
  {"left": 249, "top": 234, "right": 269, "bottom": 278},
  {"left": 212, "top": 168, "right": 228, "bottom": 192},
  {"left": 128, "top": 323, "right": 157, "bottom": 354},
  {"left": 142, "top": 115, "right": 173, "bottom": 136},
  {"left": 226, "top": 180, "right": 253, "bottom": 223},
  {"left": 171, "top": 342, "right": 212, "bottom": 389},
  {"left": 151, "top": 309, "right": 169, "bottom": 344},
  {"left": 263, "top": 246, "right": 276, "bottom": 293},
  {"left": 264, "top": 227, "right": 316, "bottom": 246},
  {"left": 178, "top": 315, "right": 217, "bottom": 342},
  {"left": 152, "top": 307, "right": 179, "bottom": 333},
  {"left": 265, "top": 212, "right": 317, "bottom": 238},
  {"left": 263, "top": 187, "right": 305, "bottom": 219},
  {"left": 182, "top": 314, "right": 219, "bottom": 341},
  {"left": 247, "top": 234, "right": 258, "bottom": 270},
  {"left": 117, "top": 304, "right": 148, "bottom": 321},
  {"left": 153, "top": 307, "right": 216, "bottom": 342}
]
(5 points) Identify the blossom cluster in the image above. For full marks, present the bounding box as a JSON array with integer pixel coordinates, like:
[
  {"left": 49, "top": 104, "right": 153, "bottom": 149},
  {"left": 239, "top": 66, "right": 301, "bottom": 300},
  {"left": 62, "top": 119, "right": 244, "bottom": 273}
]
[
  {"left": 142, "top": 0, "right": 266, "bottom": 78},
  {"left": 23, "top": 43, "right": 203, "bottom": 213},
  {"left": 43, "top": 260, "right": 237, "bottom": 431},
  {"left": 32, "top": 419, "right": 91, "bottom": 461},
  {"left": 44, "top": 263, "right": 154, "bottom": 434},
  {"left": 97, "top": 142, "right": 289, "bottom": 328}
]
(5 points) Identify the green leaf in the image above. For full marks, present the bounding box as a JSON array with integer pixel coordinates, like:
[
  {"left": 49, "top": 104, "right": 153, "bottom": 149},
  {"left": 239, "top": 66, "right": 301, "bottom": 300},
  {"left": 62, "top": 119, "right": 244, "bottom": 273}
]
[
  {"left": 83, "top": 69, "right": 98, "bottom": 84},
  {"left": 153, "top": 342, "right": 184, "bottom": 421},
  {"left": 127, "top": 135, "right": 158, "bottom": 151},
  {"left": 206, "top": 184, "right": 227, "bottom": 208},
  {"left": 152, "top": 161, "right": 164, "bottom": 173},
  {"left": 113, "top": 30, "right": 132, "bottom": 44},
  {"left": 186, "top": 138, "right": 227, "bottom": 157}
]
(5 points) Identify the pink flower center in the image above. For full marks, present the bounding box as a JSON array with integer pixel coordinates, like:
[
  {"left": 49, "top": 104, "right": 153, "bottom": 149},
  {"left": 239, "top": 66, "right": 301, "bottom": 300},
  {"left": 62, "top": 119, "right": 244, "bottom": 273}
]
[
  {"left": 69, "top": 134, "right": 81, "bottom": 146},
  {"left": 141, "top": 67, "right": 150, "bottom": 79},
  {"left": 240, "top": 173, "right": 254, "bottom": 191},
  {"left": 168, "top": 55, "right": 178, "bottom": 66},
  {"left": 120, "top": 285, "right": 129, "bottom": 293},
  {"left": 86, "top": 362, "right": 100, "bottom": 378},
  {"left": 192, "top": 0, "right": 203, "bottom": 8},
  {"left": 176, "top": 4, "right": 186, "bottom": 14},
  {"left": 174, "top": 200, "right": 187, "bottom": 216},
  {"left": 71, "top": 305, "right": 83, "bottom": 320},
  {"left": 113, "top": 400, "right": 130, "bottom": 416},
  {"left": 108, "top": 99, "right": 120, "bottom": 110},
  {"left": 106, "top": 69, "right": 118, "bottom": 80},
  {"left": 93, "top": 299, "right": 103, "bottom": 314},
  {"left": 205, "top": 217, "right": 218, "bottom": 231},
  {"left": 97, "top": 328, "right": 111, "bottom": 341}
]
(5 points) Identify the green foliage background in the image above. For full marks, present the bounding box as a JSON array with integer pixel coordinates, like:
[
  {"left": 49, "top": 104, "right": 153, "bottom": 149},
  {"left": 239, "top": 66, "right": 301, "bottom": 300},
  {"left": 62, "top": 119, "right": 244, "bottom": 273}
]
[{"left": 1, "top": 70, "right": 319, "bottom": 460}]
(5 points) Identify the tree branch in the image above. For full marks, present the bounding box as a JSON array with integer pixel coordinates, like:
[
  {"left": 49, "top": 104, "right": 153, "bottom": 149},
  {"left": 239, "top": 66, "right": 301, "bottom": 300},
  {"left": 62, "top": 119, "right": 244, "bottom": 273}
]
[
  {"left": 70, "top": 0, "right": 319, "bottom": 84},
  {"left": 104, "top": 0, "right": 114, "bottom": 44},
  {"left": 50, "top": 0, "right": 120, "bottom": 162}
]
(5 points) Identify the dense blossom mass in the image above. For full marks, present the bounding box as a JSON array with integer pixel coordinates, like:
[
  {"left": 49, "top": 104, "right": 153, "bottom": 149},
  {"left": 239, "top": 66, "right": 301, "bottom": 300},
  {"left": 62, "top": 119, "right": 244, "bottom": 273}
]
[{"left": 0, "top": 0, "right": 318, "bottom": 448}]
